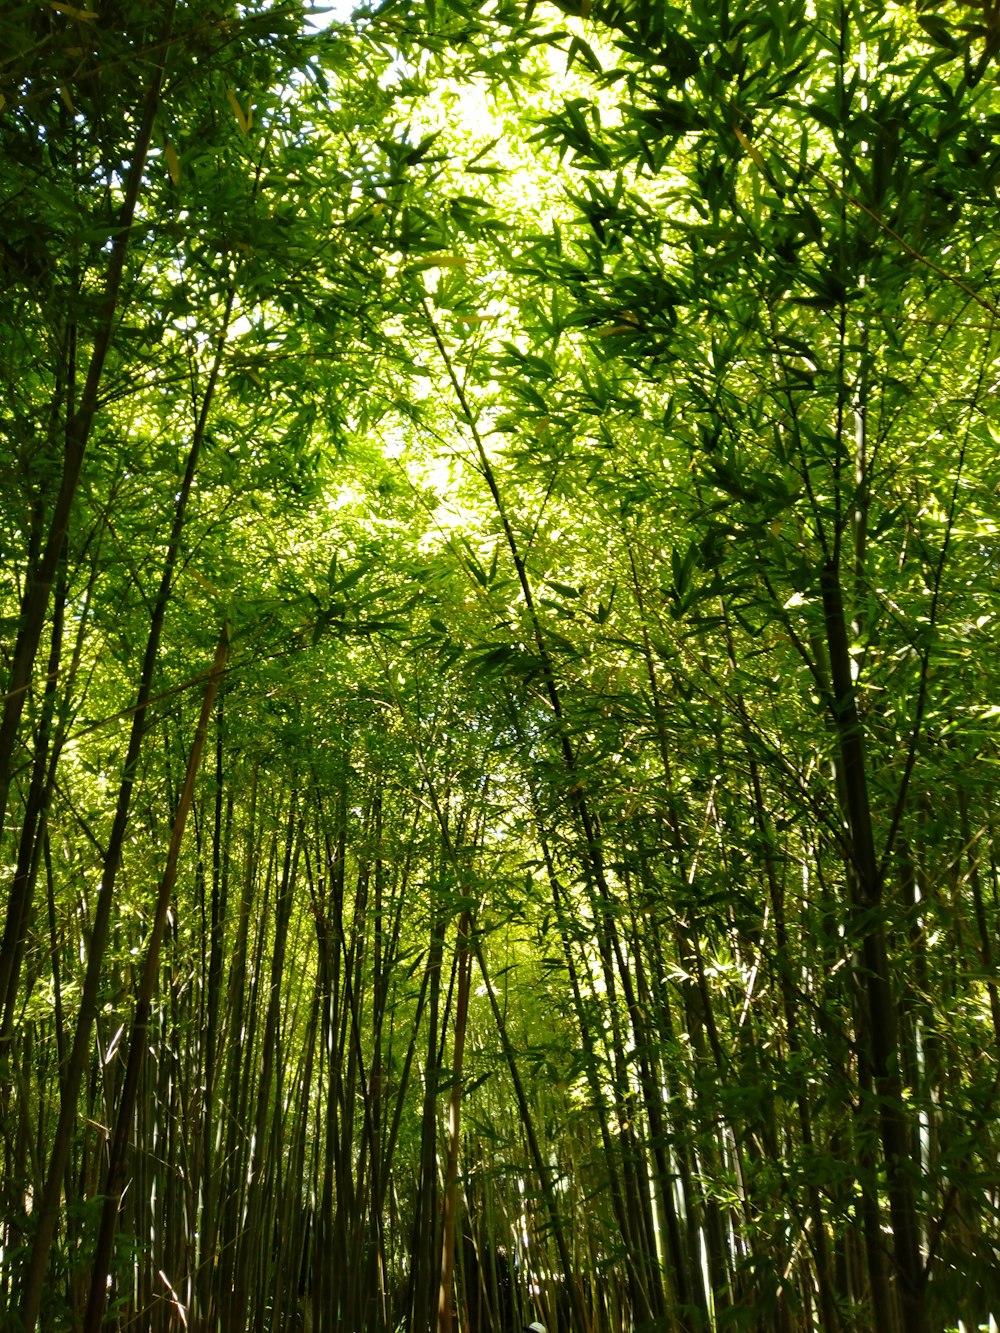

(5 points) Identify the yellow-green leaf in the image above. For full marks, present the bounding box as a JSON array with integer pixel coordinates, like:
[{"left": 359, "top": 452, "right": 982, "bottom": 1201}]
[
  {"left": 164, "top": 140, "right": 180, "bottom": 186},
  {"left": 50, "top": 2, "right": 99, "bottom": 18},
  {"left": 407, "top": 252, "right": 468, "bottom": 271},
  {"left": 226, "top": 87, "right": 250, "bottom": 136},
  {"left": 733, "top": 123, "right": 767, "bottom": 171}
]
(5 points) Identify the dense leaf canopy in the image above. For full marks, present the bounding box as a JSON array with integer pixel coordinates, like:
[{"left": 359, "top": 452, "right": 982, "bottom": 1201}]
[{"left": 1, "top": 1, "right": 999, "bottom": 1331}]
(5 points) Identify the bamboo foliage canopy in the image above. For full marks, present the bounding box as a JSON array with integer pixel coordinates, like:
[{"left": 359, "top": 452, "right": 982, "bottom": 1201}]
[{"left": 1, "top": 0, "right": 999, "bottom": 1330}]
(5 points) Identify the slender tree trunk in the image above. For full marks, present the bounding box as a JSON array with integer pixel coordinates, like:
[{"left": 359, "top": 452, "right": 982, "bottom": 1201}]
[
  {"left": 438, "top": 907, "right": 472, "bottom": 1333},
  {"left": 411, "top": 894, "right": 445, "bottom": 1333},
  {"left": 215, "top": 773, "right": 264, "bottom": 1328},
  {"left": 820, "top": 562, "right": 923, "bottom": 1332},
  {"left": 196, "top": 707, "right": 232, "bottom": 1331},
  {"left": 232, "top": 795, "right": 300, "bottom": 1332},
  {"left": 0, "top": 548, "right": 64, "bottom": 1031},
  {"left": 472, "top": 936, "right": 592, "bottom": 1333},
  {"left": 82, "top": 627, "right": 228, "bottom": 1331},
  {"left": 0, "top": 1, "right": 175, "bottom": 839},
  {"left": 745, "top": 753, "right": 841, "bottom": 1332},
  {"left": 17, "top": 278, "right": 231, "bottom": 1330}
]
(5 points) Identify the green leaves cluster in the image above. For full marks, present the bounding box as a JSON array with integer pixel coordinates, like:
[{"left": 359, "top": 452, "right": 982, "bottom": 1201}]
[{"left": 3, "top": 0, "right": 1000, "bottom": 1329}]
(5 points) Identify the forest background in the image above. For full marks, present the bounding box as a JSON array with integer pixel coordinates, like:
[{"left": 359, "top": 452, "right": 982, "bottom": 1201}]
[{"left": 1, "top": 0, "right": 999, "bottom": 1330}]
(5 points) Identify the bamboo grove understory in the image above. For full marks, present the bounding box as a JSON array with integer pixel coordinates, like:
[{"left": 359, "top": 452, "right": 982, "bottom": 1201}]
[{"left": 1, "top": 0, "right": 999, "bottom": 1329}]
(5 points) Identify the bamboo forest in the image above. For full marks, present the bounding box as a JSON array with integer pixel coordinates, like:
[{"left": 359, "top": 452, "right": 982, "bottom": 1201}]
[{"left": 2, "top": 0, "right": 1000, "bottom": 1329}]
